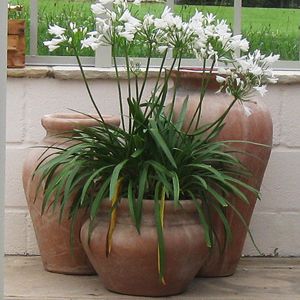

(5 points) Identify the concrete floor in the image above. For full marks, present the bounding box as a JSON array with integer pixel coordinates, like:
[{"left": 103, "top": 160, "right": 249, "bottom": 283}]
[{"left": 4, "top": 256, "right": 300, "bottom": 300}]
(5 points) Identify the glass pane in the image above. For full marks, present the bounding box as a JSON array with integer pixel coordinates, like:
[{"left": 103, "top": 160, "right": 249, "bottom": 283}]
[
  {"left": 38, "top": 0, "right": 95, "bottom": 57},
  {"left": 242, "top": 1, "right": 300, "bottom": 61},
  {"left": 175, "top": 0, "right": 233, "bottom": 23},
  {"left": 175, "top": 0, "right": 234, "bottom": 58},
  {"left": 117, "top": 3, "right": 166, "bottom": 57}
]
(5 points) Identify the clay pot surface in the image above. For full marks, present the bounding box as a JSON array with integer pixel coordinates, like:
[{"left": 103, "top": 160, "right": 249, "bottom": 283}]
[
  {"left": 169, "top": 69, "right": 273, "bottom": 277},
  {"left": 23, "top": 113, "right": 120, "bottom": 275},
  {"left": 81, "top": 199, "right": 209, "bottom": 296}
]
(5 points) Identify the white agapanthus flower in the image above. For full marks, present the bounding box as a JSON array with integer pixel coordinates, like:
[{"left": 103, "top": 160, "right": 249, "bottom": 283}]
[
  {"left": 96, "top": 18, "right": 110, "bottom": 35},
  {"left": 204, "top": 25, "right": 215, "bottom": 37},
  {"left": 44, "top": 43, "right": 60, "bottom": 52},
  {"left": 119, "top": 31, "right": 135, "bottom": 42},
  {"left": 249, "top": 64, "right": 263, "bottom": 76},
  {"left": 43, "top": 37, "right": 66, "bottom": 52},
  {"left": 81, "top": 35, "right": 101, "bottom": 50},
  {"left": 243, "top": 104, "right": 253, "bottom": 117},
  {"left": 124, "top": 22, "right": 138, "bottom": 32},
  {"left": 205, "top": 13, "right": 216, "bottom": 24},
  {"left": 158, "top": 45, "right": 168, "bottom": 54},
  {"left": 154, "top": 18, "right": 167, "bottom": 30},
  {"left": 263, "top": 53, "right": 280, "bottom": 65},
  {"left": 154, "top": 7, "right": 172, "bottom": 29},
  {"left": 268, "top": 76, "right": 278, "bottom": 84},
  {"left": 218, "top": 67, "right": 232, "bottom": 75},
  {"left": 216, "top": 75, "right": 226, "bottom": 83},
  {"left": 215, "top": 20, "right": 232, "bottom": 44},
  {"left": 91, "top": 3, "right": 106, "bottom": 15},
  {"left": 254, "top": 85, "right": 268, "bottom": 97},
  {"left": 143, "top": 14, "right": 155, "bottom": 29},
  {"left": 190, "top": 10, "right": 204, "bottom": 24},
  {"left": 230, "top": 35, "right": 249, "bottom": 52},
  {"left": 48, "top": 25, "right": 66, "bottom": 37},
  {"left": 119, "top": 10, "right": 140, "bottom": 28},
  {"left": 87, "top": 31, "right": 99, "bottom": 37},
  {"left": 239, "top": 38, "right": 250, "bottom": 52}
]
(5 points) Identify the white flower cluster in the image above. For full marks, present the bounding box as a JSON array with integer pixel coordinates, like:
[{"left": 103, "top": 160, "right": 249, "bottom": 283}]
[
  {"left": 43, "top": 23, "right": 88, "bottom": 53},
  {"left": 79, "top": 0, "right": 252, "bottom": 57},
  {"left": 44, "top": 0, "right": 279, "bottom": 100},
  {"left": 216, "top": 50, "right": 279, "bottom": 99}
]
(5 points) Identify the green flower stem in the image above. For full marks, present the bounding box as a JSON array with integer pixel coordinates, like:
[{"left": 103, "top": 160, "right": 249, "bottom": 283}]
[
  {"left": 185, "top": 59, "right": 216, "bottom": 133},
  {"left": 144, "top": 54, "right": 179, "bottom": 122},
  {"left": 167, "top": 51, "right": 183, "bottom": 123},
  {"left": 135, "top": 74, "right": 139, "bottom": 102},
  {"left": 124, "top": 43, "right": 133, "bottom": 133},
  {"left": 202, "top": 96, "right": 239, "bottom": 143},
  {"left": 73, "top": 47, "right": 116, "bottom": 143},
  {"left": 143, "top": 50, "right": 168, "bottom": 117},
  {"left": 138, "top": 46, "right": 152, "bottom": 104},
  {"left": 195, "top": 60, "right": 216, "bottom": 129},
  {"left": 152, "top": 50, "right": 168, "bottom": 93},
  {"left": 112, "top": 47, "right": 126, "bottom": 131},
  {"left": 73, "top": 48, "right": 103, "bottom": 121}
]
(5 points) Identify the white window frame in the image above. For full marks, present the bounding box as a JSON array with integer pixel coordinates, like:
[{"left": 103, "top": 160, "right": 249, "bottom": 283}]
[{"left": 25, "top": 0, "right": 300, "bottom": 69}]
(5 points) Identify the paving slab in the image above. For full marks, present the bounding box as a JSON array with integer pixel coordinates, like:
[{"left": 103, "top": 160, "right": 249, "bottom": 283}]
[{"left": 4, "top": 256, "right": 300, "bottom": 300}]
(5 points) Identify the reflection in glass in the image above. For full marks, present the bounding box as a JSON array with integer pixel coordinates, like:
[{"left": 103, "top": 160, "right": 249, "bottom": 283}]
[
  {"left": 242, "top": 1, "right": 300, "bottom": 61},
  {"left": 175, "top": 0, "right": 233, "bottom": 58}
]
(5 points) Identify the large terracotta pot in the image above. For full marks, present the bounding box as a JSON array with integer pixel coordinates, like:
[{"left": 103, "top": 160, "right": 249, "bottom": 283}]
[
  {"left": 22, "top": 113, "right": 120, "bottom": 275},
  {"left": 80, "top": 199, "right": 209, "bottom": 296},
  {"left": 169, "top": 69, "right": 273, "bottom": 277}
]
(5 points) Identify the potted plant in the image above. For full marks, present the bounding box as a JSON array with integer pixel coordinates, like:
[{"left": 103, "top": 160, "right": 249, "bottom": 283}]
[
  {"left": 34, "top": 0, "right": 278, "bottom": 296},
  {"left": 7, "top": 4, "right": 25, "bottom": 68}
]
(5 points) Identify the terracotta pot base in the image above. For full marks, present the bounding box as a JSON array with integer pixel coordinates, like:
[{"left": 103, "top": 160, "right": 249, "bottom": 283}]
[{"left": 81, "top": 199, "right": 209, "bottom": 297}]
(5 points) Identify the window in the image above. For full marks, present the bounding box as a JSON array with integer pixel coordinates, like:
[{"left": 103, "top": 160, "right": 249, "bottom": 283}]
[
  {"left": 8, "top": 0, "right": 300, "bottom": 68},
  {"left": 242, "top": 0, "right": 300, "bottom": 69}
]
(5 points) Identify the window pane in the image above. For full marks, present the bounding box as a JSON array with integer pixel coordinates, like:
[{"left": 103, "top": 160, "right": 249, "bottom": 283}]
[
  {"left": 116, "top": 3, "right": 166, "bottom": 57},
  {"left": 175, "top": 0, "right": 234, "bottom": 58},
  {"left": 38, "top": 0, "right": 95, "bottom": 57},
  {"left": 242, "top": 1, "right": 300, "bottom": 61},
  {"left": 175, "top": 0, "right": 233, "bottom": 23},
  {"left": 10, "top": 0, "right": 96, "bottom": 57}
]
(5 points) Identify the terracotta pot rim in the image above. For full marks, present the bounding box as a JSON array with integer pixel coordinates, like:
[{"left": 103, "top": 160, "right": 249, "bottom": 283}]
[
  {"left": 167, "top": 68, "right": 221, "bottom": 91},
  {"left": 168, "top": 68, "right": 218, "bottom": 79},
  {"left": 41, "top": 112, "right": 120, "bottom": 131}
]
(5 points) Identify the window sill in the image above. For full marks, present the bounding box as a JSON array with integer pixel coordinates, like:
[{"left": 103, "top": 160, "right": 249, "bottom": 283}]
[
  {"left": 7, "top": 66, "right": 162, "bottom": 80},
  {"left": 7, "top": 66, "right": 300, "bottom": 84}
]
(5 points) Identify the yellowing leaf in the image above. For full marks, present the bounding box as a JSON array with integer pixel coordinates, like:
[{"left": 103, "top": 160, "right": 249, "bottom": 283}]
[
  {"left": 106, "top": 178, "right": 123, "bottom": 257},
  {"left": 157, "top": 246, "right": 166, "bottom": 285}
]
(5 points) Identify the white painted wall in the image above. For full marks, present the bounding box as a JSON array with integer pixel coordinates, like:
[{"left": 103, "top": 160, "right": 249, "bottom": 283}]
[{"left": 5, "top": 70, "right": 300, "bottom": 257}]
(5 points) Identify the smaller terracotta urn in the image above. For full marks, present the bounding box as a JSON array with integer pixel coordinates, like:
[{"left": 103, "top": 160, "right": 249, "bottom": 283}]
[
  {"left": 23, "top": 113, "right": 120, "bottom": 275},
  {"left": 81, "top": 199, "right": 209, "bottom": 296}
]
